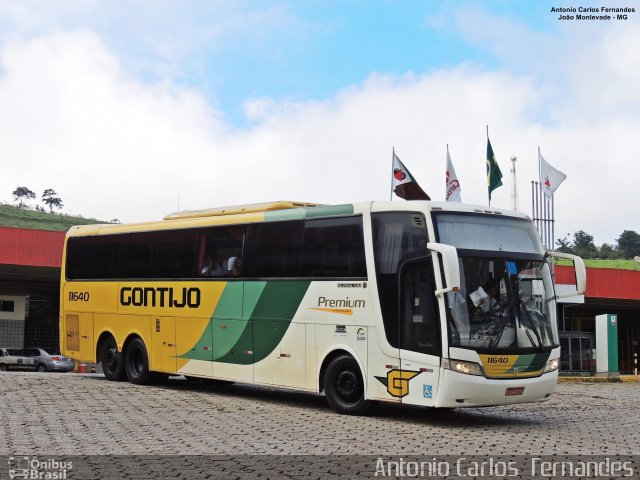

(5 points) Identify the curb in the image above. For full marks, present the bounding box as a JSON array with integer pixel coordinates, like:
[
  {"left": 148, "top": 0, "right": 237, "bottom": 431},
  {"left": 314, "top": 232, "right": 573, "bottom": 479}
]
[{"left": 558, "top": 375, "right": 639, "bottom": 383}]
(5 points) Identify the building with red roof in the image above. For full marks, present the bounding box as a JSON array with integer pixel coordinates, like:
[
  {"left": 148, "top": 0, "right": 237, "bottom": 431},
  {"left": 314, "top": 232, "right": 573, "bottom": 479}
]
[
  {"left": 0, "top": 226, "right": 65, "bottom": 350},
  {"left": 555, "top": 264, "right": 640, "bottom": 374}
]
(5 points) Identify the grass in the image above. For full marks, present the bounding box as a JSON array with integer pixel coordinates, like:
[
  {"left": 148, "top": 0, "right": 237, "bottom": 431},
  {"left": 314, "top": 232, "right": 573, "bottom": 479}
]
[
  {"left": 0, "top": 203, "right": 107, "bottom": 231},
  {"left": 554, "top": 257, "right": 640, "bottom": 271}
]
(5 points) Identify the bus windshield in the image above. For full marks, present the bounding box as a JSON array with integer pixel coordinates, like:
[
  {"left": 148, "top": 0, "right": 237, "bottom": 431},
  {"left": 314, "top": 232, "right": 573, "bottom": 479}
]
[
  {"left": 434, "top": 213, "right": 558, "bottom": 352},
  {"left": 446, "top": 258, "right": 558, "bottom": 351},
  {"left": 435, "top": 213, "right": 544, "bottom": 255}
]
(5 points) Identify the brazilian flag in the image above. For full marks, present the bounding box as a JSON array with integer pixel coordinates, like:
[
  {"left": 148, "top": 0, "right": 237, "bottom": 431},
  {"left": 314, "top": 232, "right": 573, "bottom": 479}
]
[{"left": 486, "top": 138, "right": 503, "bottom": 202}]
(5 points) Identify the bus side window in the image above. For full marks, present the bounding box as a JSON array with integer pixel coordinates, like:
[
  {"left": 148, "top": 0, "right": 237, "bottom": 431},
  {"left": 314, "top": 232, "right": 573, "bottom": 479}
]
[
  {"left": 198, "top": 226, "right": 246, "bottom": 278},
  {"left": 372, "top": 212, "right": 429, "bottom": 350},
  {"left": 244, "top": 221, "right": 303, "bottom": 278}
]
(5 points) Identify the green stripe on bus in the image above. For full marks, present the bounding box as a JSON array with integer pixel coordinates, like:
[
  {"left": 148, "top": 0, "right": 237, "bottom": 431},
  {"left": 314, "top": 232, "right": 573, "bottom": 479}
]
[
  {"left": 263, "top": 204, "right": 354, "bottom": 222},
  {"left": 249, "top": 281, "right": 310, "bottom": 320},
  {"left": 303, "top": 204, "right": 354, "bottom": 218},
  {"left": 179, "top": 282, "right": 246, "bottom": 361},
  {"left": 508, "top": 353, "right": 549, "bottom": 373},
  {"left": 188, "top": 280, "right": 310, "bottom": 365}
]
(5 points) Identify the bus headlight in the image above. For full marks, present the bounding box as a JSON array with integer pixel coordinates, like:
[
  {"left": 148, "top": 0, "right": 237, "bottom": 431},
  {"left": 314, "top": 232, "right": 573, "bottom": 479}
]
[
  {"left": 544, "top": 357, "right": 559, "bottom": 373},
  {"left": 442, "top": 358, "right": 483, "bottom": 376}
]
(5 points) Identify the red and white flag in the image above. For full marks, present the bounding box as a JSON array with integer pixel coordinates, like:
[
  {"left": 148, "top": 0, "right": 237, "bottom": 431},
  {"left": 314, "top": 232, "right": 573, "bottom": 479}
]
[
  {"left": 391, "top": 150, "right": 431, "bottom": 201},
  {"left": 445, "top": 146, "right": 462, "bottom": 202},
  {"left": 539, "top": 150, "right": 566, "bottom": 199}
]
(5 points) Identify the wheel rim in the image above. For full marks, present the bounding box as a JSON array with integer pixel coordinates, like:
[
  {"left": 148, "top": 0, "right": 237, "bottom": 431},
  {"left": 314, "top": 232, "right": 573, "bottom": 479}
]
[
  {"left": 129, "top": 346, "right": 144, "bottom": 377},
  {"left": 335, "top": 369, "right": 361, "bottom": 404},
  {"left": 104, "top": 346, "right": 120, "bottom": 372},
  {"left": 0, "top": 365, "right": 6, "bottom": 371}
]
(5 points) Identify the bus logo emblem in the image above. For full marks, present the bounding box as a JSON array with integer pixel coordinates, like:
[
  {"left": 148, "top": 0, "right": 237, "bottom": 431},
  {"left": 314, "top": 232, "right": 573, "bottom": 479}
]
[{"left": 375, "top": 369, "right": 421, "bottom": 398}]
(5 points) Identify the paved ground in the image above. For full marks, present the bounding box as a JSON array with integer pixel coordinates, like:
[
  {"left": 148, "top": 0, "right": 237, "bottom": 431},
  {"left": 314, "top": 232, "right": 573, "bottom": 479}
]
[{"left": 1, "top": 372, "right": 639, "bottom": 478}]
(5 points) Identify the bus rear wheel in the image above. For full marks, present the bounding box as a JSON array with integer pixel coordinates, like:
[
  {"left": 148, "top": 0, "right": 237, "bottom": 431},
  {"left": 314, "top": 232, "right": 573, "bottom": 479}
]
[
  {"left": 124, "top": 338, "right": 153, "bottom": 385},
  {"left": 324, "top": 355, "right": 371, "bottom": 415},
  {"left": 100, "top": 336, "right": 126, "bottom": 381}
]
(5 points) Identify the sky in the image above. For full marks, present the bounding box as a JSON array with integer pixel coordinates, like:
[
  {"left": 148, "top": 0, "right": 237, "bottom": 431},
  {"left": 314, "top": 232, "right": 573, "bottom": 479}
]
[{"left": 0, "top": 0, "right": 638, "bottom": 246}]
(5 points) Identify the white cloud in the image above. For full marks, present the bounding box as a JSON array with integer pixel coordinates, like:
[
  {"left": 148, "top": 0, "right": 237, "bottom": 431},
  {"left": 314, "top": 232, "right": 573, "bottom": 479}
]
[{"left": 1, "top": 14, "right": 639, "bottom": 246}]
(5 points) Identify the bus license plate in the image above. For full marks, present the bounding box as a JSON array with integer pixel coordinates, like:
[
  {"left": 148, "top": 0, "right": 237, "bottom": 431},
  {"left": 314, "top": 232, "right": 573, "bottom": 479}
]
[{"left": 505, "top": 387, "right": 525, "bottom": 396}]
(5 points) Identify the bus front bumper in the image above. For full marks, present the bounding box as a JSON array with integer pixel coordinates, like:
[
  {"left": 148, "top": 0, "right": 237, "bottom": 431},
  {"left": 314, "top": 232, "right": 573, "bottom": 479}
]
[{"left": 435, "top": 369, "right": 558, "bottom": 408}]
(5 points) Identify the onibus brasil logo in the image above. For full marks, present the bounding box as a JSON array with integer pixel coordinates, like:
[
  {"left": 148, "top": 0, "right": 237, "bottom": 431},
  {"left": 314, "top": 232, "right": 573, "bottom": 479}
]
[{"left": 8, "top": 456, "right": 72, "bottom": 479}]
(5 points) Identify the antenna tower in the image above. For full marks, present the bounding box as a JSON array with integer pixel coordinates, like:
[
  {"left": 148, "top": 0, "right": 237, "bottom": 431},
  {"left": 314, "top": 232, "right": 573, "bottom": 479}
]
[{"left": 510, "top": 156, "right": 518, "bottom": 211}]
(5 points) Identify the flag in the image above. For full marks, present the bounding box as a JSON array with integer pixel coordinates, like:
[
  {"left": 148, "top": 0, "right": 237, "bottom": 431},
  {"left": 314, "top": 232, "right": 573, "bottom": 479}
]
[
  {"left": 445, "top": 146, "right": 462, "bottom": 202},
  {"left": 392, "top": 151, "right": 431, "bottom": 201},
  {"left": 486, "top": 137, "right": 503, "bottom": 202},
  {"left": 539, "top": 150, "right": 566, "bottom": 199}
]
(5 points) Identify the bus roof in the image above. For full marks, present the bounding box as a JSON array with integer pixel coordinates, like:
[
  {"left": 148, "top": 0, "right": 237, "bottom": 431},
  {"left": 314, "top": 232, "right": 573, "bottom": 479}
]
[
  {"left": 65, "top": 200, "right": 531, "bottom": 237},
  {"left": 163, "top": 201, "right": 323, "bottom": 220}
]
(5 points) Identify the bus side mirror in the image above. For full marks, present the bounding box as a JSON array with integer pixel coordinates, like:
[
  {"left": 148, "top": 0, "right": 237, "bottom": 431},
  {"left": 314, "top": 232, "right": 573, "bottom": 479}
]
[
  {"left": 427, "top": 242, "right": 460, "bottom": 297},
  {"left": 547, "top": 251, "right": 587, "bottom": 297}
]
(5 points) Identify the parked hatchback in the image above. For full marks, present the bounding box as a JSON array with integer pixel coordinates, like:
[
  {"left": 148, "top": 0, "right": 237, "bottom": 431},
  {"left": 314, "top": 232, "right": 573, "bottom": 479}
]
[{"left": 22, "top": 348, "right": 75, "bottom": 372}]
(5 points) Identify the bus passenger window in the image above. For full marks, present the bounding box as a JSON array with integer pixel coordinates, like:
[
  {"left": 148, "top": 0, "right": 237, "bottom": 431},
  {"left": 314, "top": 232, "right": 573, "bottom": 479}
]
[{"left": 198, "top": 226, "right": 246, "bottom": 278}]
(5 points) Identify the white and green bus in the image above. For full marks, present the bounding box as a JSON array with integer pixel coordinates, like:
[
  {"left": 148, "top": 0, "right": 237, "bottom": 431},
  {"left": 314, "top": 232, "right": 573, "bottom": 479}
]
[{"left": 60, "top": 200, "right": 585, "bottom": 414}]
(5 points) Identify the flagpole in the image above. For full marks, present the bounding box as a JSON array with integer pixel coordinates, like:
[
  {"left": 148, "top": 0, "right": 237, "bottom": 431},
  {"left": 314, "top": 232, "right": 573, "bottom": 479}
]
[
  {"left": 390, "top": 147, "right": 395, "bottom": 201},
  {"left": 538, "top": 146, "right": 546, "bottom": 249},
  {"left": 487, "top": 125, "right": 491, "bottom": 206},
  {"left": 538, "top": 146, "right": 541, "bottom": 190},
  {"left": 446, "top": 144, "right": 449, "bottom": 202},
  {"left": 551, "top": 193, "right": 556, "bottom": 251}
]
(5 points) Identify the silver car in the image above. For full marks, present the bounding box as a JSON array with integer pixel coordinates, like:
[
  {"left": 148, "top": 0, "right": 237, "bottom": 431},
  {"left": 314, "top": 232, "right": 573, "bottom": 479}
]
[
  {"left": 23, "top": 348, "right": 75, "bottom": 373},
  {"left": 0, "top": 348, "right": 36, "bottom": 371}
]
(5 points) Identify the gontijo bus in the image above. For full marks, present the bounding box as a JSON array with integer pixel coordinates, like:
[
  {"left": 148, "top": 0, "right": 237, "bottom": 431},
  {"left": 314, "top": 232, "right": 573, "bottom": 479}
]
[{"left": 60, "top": 201, "right": 586, "bottom": 414}]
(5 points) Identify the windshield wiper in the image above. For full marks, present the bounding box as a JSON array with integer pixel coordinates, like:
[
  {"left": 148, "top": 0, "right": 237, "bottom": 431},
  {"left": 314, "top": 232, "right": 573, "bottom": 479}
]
[{"left": 516, "top": 297, "right": 544, "bottom": 349}]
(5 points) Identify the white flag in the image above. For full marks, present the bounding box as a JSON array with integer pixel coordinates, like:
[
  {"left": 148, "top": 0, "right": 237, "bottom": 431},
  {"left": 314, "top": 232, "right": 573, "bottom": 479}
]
[
  {"left": 445, "top": 147, "right": 462, "bottom": 202},
  {"left": 539, "top": 151, "right": 566, "bottom": 199}
]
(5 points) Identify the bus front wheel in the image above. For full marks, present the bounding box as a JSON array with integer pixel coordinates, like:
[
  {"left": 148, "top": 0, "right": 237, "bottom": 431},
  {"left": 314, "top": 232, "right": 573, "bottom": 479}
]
[
  {"left": 124, "top": 338, "right": 153, "bottom": 385},
  {"left": 100, "top": 336, "right": 126, "bottom": 381},
  {"left": 324, "top": 355, "right": 371, "bottom": 415}
]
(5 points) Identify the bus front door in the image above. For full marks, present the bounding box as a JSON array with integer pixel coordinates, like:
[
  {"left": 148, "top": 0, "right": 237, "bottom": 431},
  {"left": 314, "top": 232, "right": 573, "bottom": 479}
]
[{"left": 398, "top": 258, "right": 441, "bottom": 406}]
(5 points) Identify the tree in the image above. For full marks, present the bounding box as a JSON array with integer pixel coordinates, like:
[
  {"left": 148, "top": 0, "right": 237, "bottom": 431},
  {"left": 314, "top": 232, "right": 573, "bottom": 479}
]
[
  {"left": 12, "top": 186, "right": 36, "bottom": 209},
  {"left": 555, "top": 234, "right": 574, "bottom": 254},
  {"left": 41, "top": 189, "right": 64, "bottom": 213},
  {"left": 571, "top": 230, "right": 598, "bottom": 259},
  {"left": 598, "top": 243, "right": 620, "bottom": 260},
  {"left": 617, "top": 230, "right": 640, "bottom": 259}
]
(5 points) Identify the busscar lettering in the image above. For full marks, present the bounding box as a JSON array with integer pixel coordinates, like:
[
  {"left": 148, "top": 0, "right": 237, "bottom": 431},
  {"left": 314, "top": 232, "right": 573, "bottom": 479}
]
[{"left": 120, "top": 287, "right": 201, "bottom": 308}]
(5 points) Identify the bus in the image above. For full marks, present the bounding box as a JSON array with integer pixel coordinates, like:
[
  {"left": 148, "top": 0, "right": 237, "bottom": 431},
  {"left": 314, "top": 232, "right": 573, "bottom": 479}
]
[{"left": 60, "top": 200, "right": 586, "bottom": 414}]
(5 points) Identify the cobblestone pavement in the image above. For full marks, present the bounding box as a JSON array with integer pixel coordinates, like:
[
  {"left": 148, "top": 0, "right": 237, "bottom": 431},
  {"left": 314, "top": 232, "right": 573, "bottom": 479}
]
[
  {"left": 1, "top": 372, "right": 639, "bottom": 479},
  {"left": 1, "top": 372, "right": 638, "bottom": 457}
]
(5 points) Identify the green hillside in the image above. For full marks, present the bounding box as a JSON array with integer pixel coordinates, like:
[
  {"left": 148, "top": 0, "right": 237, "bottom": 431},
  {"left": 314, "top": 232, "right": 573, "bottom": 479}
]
[
  {"left": 0, "top": 204, "right": 107, "bottom": 231},
  {"left": 554, "top": 257, "right": 640, "bottom": 271}
]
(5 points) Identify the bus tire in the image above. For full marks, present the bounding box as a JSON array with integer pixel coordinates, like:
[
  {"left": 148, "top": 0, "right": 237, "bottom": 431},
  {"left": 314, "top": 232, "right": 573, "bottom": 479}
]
[
  {"left": 100, "top": 336, "right": 126, "bottom": 381},
  {"left": 324, "top": 355, "right": 371, "bottom": 415},
  {"left": 124, "top": 338, "right": 153, "bottom": 385}
]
